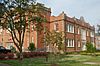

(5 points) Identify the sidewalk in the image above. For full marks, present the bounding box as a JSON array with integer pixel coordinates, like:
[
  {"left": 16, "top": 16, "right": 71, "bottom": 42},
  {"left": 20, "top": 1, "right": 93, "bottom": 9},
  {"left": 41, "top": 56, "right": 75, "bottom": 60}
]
[{"left": 0, "top": 63, "right": 10, "bottom": 66}]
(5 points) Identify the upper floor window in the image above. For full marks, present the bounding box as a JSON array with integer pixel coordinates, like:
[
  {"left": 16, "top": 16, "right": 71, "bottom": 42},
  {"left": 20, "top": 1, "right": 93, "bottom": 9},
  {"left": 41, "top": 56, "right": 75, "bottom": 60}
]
[
  {"left": 81, "top": 29, "right": 86, "bottom": 40},
  {"left": 90, "top": 31, "right": 94, "bottom": 37},
  {"left": 78, "top": 28, "right": 80, "bottom": 34},
  {"left": 87, "top": 30, "right": 89, "bottom": 36},
  {"left": 67, "top": 24, "right": 74, "bottom": 33},
  {"left": 54, "top": 22, "right": 59, "bottom": 31}
]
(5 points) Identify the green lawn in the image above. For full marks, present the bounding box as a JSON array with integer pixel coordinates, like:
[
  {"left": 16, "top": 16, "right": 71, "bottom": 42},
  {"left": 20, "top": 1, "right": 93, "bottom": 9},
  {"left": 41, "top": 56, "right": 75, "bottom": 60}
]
[{"left": 0, "top": 54, "right": 100, "bottom": 66}]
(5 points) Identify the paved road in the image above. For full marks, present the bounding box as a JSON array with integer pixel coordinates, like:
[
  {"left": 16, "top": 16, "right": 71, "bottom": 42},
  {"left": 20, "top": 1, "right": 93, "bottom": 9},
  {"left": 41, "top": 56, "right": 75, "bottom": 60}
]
[{"left": 0, "top": 64, "right": 10, "bottom": 66}]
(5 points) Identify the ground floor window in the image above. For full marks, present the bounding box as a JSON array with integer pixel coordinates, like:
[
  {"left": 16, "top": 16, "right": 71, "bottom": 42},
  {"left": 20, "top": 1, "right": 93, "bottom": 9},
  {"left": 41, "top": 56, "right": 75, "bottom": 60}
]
[
  {"left": 67, "top": 39, "right": 74, "bottom": 47},
  {"left": 82, "top": 41, "right": 86, "bottom": 51},
  {"left": 78, "top": 41, "right": 81, "bottom": 47}
]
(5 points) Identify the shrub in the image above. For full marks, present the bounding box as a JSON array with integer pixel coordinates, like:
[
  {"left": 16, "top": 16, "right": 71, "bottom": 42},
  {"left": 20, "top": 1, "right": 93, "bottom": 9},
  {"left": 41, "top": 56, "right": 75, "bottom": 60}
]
[
  {"left": 23, "top": 52, "right": 48, "bottom": 58},
  {"left": 86, "top": 42, "right": 96, "bottom": 53},
  {"left": 0, "top": 54, "right": 6, "bottom": 59},
  {"left": 28, "top": 43, "right": 36, "bottom": 52},
  {"left": 23, "top": 52, "right": 30, "bottom": 58},
  {"left": 0, "top": 53, "right": 14, "bottom": 59},
  {"left": 7, "top": 53, "right": 14, "bottom": 59},
  {"left": 10, "top": 46, "right": 16, "bottom": 53}
]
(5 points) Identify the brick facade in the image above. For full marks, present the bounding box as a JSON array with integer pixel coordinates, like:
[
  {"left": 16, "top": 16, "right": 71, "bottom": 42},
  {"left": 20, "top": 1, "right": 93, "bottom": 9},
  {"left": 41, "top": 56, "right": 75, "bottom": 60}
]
[
  {"left": 0, "top": 6, "right": 95, "bottom": 52},
  {"left": 50, "top": 12, "right": 95, "bottom": 52}
]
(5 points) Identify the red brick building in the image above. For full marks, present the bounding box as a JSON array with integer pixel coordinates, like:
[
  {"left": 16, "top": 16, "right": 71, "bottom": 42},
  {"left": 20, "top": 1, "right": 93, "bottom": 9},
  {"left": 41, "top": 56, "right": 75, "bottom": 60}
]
[
  {"left": 50, "top": 12, "right": 95, "bottom": 52},
  {"left": 0, "top": 4, "right": 95, "bottom": 52},
  {"left": 95, "top": 33, "right": 100, "bottom": 50}
]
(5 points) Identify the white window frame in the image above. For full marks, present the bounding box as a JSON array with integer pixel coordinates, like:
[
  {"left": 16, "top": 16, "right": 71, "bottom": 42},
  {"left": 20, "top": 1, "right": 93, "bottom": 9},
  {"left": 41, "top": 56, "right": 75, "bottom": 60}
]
[
  {"left": 67, "top": 39, "right": 74, "bottom": 47},
  {"left": 54, "top": 22, "right": 59, "bottom": 31},
  {"left": 90, "top": 31, "right": 94, "bottom": 37},
  {"left": 78, "top": 28, "right": 80, "bottom": 34},
  {"left": 78, "top": 41, "right": 81, "bottom": 47},
  {"left": 87, "top": 30, "right": 89, "bottom": 36},
  {"left": 0, "top": 29, "right": 3, "bottom": 34},
  {"left": 67, "top": 24, "right": 74, "bottom": 33}
]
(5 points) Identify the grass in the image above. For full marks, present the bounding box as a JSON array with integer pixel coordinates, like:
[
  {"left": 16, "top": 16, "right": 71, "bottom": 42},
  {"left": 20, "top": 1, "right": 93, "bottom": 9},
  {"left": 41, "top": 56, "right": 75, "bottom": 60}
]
[{"left": 0, "top": 54, "right": 100, "bottom": 66}]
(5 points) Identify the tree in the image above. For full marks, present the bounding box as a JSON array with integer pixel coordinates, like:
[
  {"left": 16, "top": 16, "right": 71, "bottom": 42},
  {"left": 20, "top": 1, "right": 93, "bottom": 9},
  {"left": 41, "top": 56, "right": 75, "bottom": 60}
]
[
  {"left": 0, "top": 0, "right": 46, "bottom": 60},
  {"left": 44, "top": 30, "right": 64, "bottom": 54},
  {"left": 86, "top": 42, "right": 96, "bottom": 53},
  {"left": 51, "top": 31, "right": 64, "bottom": 54},
  {"left": 28, "top": 43, "right": 36, "bottom": 52}
]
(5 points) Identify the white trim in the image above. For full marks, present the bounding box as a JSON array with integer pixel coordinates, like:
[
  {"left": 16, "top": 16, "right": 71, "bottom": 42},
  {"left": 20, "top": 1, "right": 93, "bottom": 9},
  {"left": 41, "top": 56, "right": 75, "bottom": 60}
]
[
  {"left": 78, "top": 28, "right": 80, "bottom": 34},
  {"left": 67, "top": 24, "right": 74, "bottom": 33},
  {"left": 67, "top": 39, "right": 74, "bottom": 47}
]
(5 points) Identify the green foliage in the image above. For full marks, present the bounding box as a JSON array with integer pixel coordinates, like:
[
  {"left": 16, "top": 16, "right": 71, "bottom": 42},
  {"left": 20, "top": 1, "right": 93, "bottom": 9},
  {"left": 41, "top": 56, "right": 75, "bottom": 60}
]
[
  {"left": 50, "top": 31, "right": 64, "bottom": 51},
  {"left": 86, "top": 42, "right": 96, "bottom": 53},
  {"left": 10, "top": 46, "right": 16, "bottom": 53},
  {"left": 0, "top": 0, "right": 47, "bottom": 60},
  {"left": 28, "top": 43, "right": 36, "bottom": 52},
  {"left": 44, "top": 30, "right": 64, "bottom": 54}
]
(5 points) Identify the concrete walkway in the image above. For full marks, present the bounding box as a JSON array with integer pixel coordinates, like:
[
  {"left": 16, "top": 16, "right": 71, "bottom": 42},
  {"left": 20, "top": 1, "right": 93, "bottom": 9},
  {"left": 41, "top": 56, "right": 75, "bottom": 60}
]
[
  {"left": 0, "top": 63, "right": 10, "bottom": 66},
  {"left": 83, "top": 62, "right": 100, "bottom": 65}
]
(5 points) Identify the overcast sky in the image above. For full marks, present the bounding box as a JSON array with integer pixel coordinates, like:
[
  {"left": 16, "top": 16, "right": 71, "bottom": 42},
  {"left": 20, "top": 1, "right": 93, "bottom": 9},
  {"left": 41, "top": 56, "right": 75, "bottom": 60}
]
[{"left": 37, "top": 0, "right": 100, "bottom": 27}]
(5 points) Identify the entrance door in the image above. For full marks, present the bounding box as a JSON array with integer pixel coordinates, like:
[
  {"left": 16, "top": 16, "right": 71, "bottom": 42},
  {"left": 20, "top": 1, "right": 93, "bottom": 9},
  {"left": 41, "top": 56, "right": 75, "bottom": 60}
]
[{"left": 82, "top": 41, "right": 86, "bottom": 51}]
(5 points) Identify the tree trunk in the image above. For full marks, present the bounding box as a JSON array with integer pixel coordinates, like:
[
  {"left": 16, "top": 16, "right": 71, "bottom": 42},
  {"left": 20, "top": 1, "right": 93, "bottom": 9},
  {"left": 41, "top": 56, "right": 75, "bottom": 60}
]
[
  {"left": 18, "top": 45, "right": 23, "bottom": 60},
  {"left": 19, "top": 51, "right": 23, "bottom": 60}
]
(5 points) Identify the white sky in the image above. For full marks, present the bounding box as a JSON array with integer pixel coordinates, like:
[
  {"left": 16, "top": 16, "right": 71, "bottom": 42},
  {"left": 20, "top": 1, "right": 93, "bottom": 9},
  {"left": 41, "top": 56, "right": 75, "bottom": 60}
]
[{"left": 37, "top": 0, "right": 100, "bottom": 28}]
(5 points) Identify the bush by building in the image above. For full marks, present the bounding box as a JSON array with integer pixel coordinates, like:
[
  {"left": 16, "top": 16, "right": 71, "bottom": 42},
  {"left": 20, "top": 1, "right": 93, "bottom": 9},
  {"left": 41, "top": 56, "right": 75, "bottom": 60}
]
[
  {"left": 28, "top": 43, "right": 36, "bottom": 52},
  {"left": 86, "top": 42, "right": 96, "bottom": 53}
]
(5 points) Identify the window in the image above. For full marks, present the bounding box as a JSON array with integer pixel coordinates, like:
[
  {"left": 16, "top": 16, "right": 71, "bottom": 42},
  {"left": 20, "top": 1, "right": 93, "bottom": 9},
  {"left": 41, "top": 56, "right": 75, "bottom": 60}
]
[
  {"left": 0, "top": 26, "right": 2, "bottom": 34},
  {"left": 78, "top": 28, "right": 80, "bottom": 34},
  {"left": 67, "top": 39, "right": 74, "bottom": 47},
  {"left": 78, "top": 41, "right": 81, "bottom": 47},
  {"left": 90, "top": 31, "right": 94, "bottom": 37},
  {"left": 54, "top": 22, "right": 59, "bottom": 31},
  {"left": 32, "top": 37, "right": 34, "bottom": 43},
  {"left": 87, "top": 30, "right": 89, "bottom": 36},
  {"left": 67, "top": 24, "right": 74, "bottom": 33},
  {"left": 81, "top": 29, "right": 86, "bottom": 40}
]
